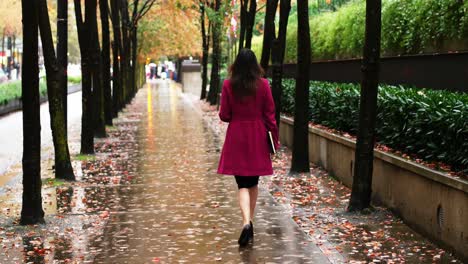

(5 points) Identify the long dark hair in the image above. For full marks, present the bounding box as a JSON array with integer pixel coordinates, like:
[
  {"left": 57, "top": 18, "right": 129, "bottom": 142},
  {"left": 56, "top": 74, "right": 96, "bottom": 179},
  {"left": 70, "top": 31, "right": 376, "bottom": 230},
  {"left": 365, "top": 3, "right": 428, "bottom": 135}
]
[{"left": 229, "top": 48, "right": 264, "bottom": 98}]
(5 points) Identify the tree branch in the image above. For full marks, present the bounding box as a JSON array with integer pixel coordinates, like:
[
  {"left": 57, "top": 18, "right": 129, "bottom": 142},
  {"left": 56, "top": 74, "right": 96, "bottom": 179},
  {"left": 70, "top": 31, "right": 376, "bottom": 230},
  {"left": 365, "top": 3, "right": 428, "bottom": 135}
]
[{"left": 73, "top": 0, "right": 85, "bottom": 45}]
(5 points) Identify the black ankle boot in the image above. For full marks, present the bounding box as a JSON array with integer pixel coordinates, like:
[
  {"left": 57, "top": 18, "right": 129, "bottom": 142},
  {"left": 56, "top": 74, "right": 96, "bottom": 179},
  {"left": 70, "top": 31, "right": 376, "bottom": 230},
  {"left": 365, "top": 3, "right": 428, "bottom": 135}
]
[{"left": 238, "top": 224, "right": 252, "bottom": 246}]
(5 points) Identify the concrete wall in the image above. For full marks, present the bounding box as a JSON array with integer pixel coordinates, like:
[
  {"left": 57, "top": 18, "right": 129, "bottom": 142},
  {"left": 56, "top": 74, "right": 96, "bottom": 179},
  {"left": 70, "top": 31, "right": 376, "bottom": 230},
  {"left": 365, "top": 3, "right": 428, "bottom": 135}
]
[
  {"left": 280, "top": 117, "right": 468, "bottom": 261},
  {"left": 181, "top": 72, "right": 202, "bottom": 97}
]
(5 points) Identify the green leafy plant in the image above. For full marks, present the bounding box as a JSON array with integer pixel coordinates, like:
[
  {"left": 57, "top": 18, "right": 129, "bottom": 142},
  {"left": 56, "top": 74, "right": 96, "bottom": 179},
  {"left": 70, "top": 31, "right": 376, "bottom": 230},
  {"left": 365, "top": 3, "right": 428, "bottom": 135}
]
[
  {"left": 0, "top": 79, "right": 47, "bottom": 106},
  {"left": 68, "top": 75, "right": 82, "bottom": 84},
  {"left": 267, "top": 0, "right": 468, "bottom": 62},
  {"left": 280, "top": 79, "right": 468, "bottom": 173}
]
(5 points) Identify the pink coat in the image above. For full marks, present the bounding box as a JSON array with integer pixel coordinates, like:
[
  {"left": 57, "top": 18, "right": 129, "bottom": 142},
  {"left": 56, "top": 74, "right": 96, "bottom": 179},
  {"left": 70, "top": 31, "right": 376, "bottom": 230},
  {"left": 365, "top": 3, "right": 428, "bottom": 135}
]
[{"left": 217, "top": 78, "right": 279, "bottom": 176}]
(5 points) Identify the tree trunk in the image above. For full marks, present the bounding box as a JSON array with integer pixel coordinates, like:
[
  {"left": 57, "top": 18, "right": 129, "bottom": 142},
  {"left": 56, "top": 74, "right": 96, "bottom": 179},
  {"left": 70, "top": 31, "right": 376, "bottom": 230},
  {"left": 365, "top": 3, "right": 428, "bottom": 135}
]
[
  {"left": 207, "top": 0, "right": 221, "bottom": 106},
  {"left": 1, "top": 28, "right": 4, "bottom": 69},
  {"left": 260, "top": 0, "right": 278, "bottom": 72},
  {"left": 88, "top": 0, "right": 106, "bottom": 138},
  {"left": 100, "top": 0, "right": 113, "bottom": 125},
  {"left": 348, "top": 0, "right": 382, "bottom": 212},
  {"left": 74, "top": 0, "right": 95, "bottom": 154},
  {"left": 131, "top": 28, "right": 138, "bottom": 94},
  {"left": 12, "top": 35, "right": 16, "bottom": 65},
  {"left": 7, "top": 36, "right": 12, "bottom": 78},
  {"left": 176, "top": 58, "right": 183, "bottom": 82},
  {"left": 121, "top": 1, "right": 131, "bottom": 104},
  {"left": 270, "top": 0, "right": 291, "bottom": 128},
  {"left": 277, "top": 0, "right": 291, "bottom": 65},
  {"left": 131, "top": 0, "right": 139, "bottom": 96},
  {"left": 110, "top": 0, "right": 123, "bottom": 115},
  {"left": 244, "top": 0, "right": 257, "bottom": 49},
  {"left": 200, "top": 2, "right": 208, "bottom": 100},
  {"left": 111, "top": 40, "right": 121, "bottom": 114},
  {"left": 238, "top": 0, "right": 248, "bottom": 50},
  {"left": 270, "top": 39, "right": 282, "bottom": 128},
  {"left": 57, "top": 0, "right": 68, "bottom": 126},
  {"left": 20, "top": 0, "right": 45, "bottom": 225},
  {"left": 290, "top": 0, "right": 310, "bottom": 173},
  {"left": 38, "top": 0, "right": 75, "bottom": 180}
]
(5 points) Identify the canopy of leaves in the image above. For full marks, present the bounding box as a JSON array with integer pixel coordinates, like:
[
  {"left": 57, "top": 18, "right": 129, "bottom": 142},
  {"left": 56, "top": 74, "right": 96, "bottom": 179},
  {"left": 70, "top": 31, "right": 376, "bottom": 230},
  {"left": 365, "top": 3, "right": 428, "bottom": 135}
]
[
  {"left": 0, "top": 0, "right": 81, "bottom": 63},
  {"left": 0, "top": 0, "right": 21, "bottom": 37},
  {"left": 138, "top": 0, "right": 201, "bottom": 61}
]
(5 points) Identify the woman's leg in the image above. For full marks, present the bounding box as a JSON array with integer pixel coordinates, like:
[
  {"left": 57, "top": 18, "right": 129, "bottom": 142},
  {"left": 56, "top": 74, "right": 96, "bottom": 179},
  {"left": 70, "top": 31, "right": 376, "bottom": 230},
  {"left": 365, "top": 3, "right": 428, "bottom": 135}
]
[
  {"left": 248, "top": 185, "right": 258, "bottom": 221},
  {"left": 238, "top": 188, "right": 251, "bottom": 226}
]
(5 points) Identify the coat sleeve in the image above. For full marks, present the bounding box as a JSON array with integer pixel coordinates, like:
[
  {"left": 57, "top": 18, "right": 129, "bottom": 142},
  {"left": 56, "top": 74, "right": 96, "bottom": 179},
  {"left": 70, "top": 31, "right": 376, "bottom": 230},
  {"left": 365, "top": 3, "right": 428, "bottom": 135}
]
[
  {"left": 219, "top": 81, "right": 232, "bottom": 122},
  {"left": 262, "top": 80, "right": 279, "bottom": 149}
]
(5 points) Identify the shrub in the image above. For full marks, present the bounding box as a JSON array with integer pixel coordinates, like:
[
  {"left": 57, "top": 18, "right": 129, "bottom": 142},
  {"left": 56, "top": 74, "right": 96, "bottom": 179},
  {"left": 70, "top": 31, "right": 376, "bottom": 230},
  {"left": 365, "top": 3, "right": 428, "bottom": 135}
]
[
  {"left": 0, "top": 79, "right": 47, "bottom": 105},
  {"left": 279, "top": 0, "right": 468, "bottom": 62},
  {"left": 382, "top": 0, "right": 468, "bottom": 54},
  {"left": 280, "top": 79, "right": 468, "bottom": 172},
  {"left": 68, "top": 75, "right": 82, "bottom": 84},
  {"left": 219, "top": 67, "right": 228, "bottom": 81},
  {"left": 251, "top": 35, "right": 263, "bottom": 59}
]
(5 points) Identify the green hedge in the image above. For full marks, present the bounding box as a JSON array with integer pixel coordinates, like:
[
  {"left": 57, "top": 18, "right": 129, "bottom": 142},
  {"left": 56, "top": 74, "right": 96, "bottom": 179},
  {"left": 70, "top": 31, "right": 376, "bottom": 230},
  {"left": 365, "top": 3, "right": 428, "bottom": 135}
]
[
  {"left": 280, "top": 79, "right": 468, "bottom": 172},
  {"left": 68, "top": 75, "right": 82, "bottom": 84},
  {"left": 0, "top": 79, "right": 47, "bottom": 105},
  {"left": 252, "top": 0, "right": 468, "bottom": 62}
]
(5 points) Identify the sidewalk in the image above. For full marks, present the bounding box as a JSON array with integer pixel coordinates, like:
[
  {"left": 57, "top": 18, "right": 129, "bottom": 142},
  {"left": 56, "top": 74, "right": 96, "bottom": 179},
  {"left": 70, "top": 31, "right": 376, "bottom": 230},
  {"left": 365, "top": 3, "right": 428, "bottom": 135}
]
[
  {"left": 88, "top": 81, "right": 331, "bottom": 263},
  {"left": 0, "top": 80, "right": 332, "bottom": 263},
  {"left": 191, "top": 87, "right": 463, "bottom": 263},
  {"left": 0, "top": 84, "right": 82, "bottom": 177},
  {"left": 0, "top": 80, "right": 462, "bottom": 263}
]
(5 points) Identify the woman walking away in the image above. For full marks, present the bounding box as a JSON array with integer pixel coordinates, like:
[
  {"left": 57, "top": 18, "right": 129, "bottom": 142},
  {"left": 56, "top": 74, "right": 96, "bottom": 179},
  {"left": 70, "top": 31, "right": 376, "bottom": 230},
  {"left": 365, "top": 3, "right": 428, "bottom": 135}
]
[{"left": 217, "top": 48, "right": 279, "bottom": 247}]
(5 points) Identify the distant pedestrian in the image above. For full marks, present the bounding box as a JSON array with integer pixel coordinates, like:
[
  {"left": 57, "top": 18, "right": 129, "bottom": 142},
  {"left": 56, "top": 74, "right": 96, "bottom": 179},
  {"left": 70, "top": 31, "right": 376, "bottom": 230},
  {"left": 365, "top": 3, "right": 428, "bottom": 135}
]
[
  {"left": 217, "top": 48, "right": 279, "bottom": 247},
  {"left": 148, "top": 62, "right": 157, "bottom": 79}
]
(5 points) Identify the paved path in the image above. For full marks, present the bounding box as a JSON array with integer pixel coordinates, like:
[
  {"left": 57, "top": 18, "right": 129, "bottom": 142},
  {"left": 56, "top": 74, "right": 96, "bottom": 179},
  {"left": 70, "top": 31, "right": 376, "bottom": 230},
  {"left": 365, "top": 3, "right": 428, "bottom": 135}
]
[
  {"left": 89, "top": 81, "right": 331, "bottom": 263},
  {"left": 0, "top": 89, "right": 82, "bottom": 178}
]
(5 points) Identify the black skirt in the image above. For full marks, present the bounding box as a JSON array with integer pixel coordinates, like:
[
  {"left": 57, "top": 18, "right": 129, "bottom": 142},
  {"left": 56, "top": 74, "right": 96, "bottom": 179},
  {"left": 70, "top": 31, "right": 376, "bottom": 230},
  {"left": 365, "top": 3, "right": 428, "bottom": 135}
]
[{"left": 234, "top": 176, "right": 259, "bottom": 189}]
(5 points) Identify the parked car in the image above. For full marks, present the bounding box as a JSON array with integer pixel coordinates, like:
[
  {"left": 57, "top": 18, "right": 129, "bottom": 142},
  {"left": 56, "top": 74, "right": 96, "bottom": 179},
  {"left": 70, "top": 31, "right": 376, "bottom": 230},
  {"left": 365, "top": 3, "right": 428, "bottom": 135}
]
[{"left": 0, "top": 69, "right": 8, "bottom": 83}]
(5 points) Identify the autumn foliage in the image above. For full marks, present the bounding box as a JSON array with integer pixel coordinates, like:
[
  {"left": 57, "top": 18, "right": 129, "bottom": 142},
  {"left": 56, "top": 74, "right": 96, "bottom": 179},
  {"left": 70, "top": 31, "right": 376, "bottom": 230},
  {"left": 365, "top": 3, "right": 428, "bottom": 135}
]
[{"left": 138, "top": 0, "right": 202, "bottom": 61}]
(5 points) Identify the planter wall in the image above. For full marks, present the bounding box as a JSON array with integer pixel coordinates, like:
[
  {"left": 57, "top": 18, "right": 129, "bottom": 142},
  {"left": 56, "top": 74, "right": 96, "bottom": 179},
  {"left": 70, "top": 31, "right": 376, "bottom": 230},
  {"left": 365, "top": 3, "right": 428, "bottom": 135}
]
[
  {"left": 280, "top": 116, "right": 468, "bottom": 261},
  {"left": 0, "top": 95, "right": 48, "bottom": 116},
  {"left": 0, "top": 84, "right": 81, "bottom": 117}
]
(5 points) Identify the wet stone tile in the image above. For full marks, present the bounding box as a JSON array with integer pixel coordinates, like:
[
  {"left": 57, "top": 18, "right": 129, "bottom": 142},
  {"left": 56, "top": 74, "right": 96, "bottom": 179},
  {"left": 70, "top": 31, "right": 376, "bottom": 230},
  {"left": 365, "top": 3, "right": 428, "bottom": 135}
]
[
  {"left": 0, "top": 81, "right": 332, "bottom": 263},
  {"left": 86, "top": 81, "right": 331, "bottom": 263}
]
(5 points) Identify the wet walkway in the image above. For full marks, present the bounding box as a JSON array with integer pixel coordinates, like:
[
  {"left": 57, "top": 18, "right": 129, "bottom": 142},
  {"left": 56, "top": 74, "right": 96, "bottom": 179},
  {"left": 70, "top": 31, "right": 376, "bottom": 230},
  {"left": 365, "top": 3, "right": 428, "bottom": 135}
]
[
  {"left": 0, "top": 80, "right": 463, "bottom": 263},
  {"left": 88, "top": 81, "right": 330, "bottom": 263},
  {"left": 0, "top": 89, "right": 82, "bottom": 177}
]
